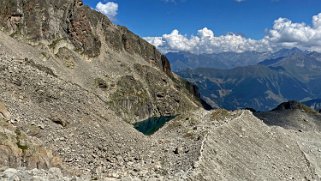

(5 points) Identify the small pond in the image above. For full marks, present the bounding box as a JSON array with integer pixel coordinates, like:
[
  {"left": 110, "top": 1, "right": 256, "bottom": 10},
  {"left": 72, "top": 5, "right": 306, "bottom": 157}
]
[{"left": 134, "top": 116, "right": 176, "bottom": 135}]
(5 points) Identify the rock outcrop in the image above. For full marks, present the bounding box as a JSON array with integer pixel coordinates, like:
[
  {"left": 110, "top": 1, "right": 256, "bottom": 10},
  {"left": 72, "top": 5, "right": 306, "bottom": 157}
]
[
  {"left": 0, "top": 101, "right": 11, "bottom": 121},
  {"left": 0, "top": 117, "right": 62, "bottom": 171},
  {"left": 272, "top": 100, "right": 317, "bottom": 112}
]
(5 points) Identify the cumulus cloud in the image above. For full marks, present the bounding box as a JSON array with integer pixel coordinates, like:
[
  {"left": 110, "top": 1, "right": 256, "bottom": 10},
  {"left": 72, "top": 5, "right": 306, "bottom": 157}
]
[
  {"left": 145, "top": 13, "right": 321, "bottom": 54},
  {"left": 145, "top": 28, "right": 270, "bottom": 54},
  {"left": 96, "top": 1, "right": 118, "bottom": 20},
  {"left": 265, "top": 13, "right": 321, "bottom": 51}
]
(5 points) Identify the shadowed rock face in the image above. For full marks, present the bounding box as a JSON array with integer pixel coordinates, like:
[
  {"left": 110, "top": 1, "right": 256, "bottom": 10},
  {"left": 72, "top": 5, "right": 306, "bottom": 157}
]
[
  {"left": 0, "top": 0, "right": 100, "bottom": 56},
  {"left": 272, "top": 100, "right": 313, "bottom": 111}
]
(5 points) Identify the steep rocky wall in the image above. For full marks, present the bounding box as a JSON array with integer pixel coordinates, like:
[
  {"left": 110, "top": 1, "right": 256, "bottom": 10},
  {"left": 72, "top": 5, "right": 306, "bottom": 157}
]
[{"left": 0, "top": 0, "right": 171, "bottom": 75}]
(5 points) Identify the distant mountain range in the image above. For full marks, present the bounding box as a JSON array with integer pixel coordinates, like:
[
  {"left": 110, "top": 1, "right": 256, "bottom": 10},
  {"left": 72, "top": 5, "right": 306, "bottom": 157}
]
[
  {"left": 303, "top": 99, "right": 321, "bottom": 112},
  {"left": 166, "top": 51, "right": 270, "bottom": 71},
  {"left": 168, "top": 48, "right": 321, "bottom": 111},
  {"left": 167, "top": 47, "right": 307, "bottom": 71}
]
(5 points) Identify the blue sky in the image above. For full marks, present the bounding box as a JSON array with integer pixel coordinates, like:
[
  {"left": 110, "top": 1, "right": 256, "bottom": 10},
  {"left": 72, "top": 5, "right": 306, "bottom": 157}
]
[
  {"left": 84, "top": 0, "right": 320, "bottom": 39},
  {"left": 84, "top": 0, "right": 321, "bottom": 54}
]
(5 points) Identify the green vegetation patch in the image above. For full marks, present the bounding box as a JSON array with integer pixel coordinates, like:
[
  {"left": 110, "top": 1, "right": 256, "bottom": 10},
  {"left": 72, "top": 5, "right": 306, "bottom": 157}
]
[
  {"left": 211, "top": 109, "right": 231, "bottom": 120},
  {"left": 109, "top": 75, "right": 151, "bottom": 122},
  {"left": 15, "top": 128, "right": 29, "bottom": 151}
]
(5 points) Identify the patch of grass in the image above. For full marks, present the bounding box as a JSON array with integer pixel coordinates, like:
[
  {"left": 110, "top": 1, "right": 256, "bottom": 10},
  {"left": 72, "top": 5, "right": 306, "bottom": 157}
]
[
  {"left": 166, "top": 120, "right": 182, "bottom": 130},
  {"left": 64, "top": 59, "right": 75, "bottom": 69},
  {"left": 16, "top": 140, "right": 28, "bottom": 151},
  {"left": 183, "top": 132, "right": 196, "bottom": 140},
  {"left": 211, "top": 109, "right": 230, "bottom": 120},
  {"left": 49, "top": 38, "right": 65, "bottom": 49},
  {"left": 301, "top": 105, "right": 318, "bottom": 115},
  {"left": 0, "top": 118, "right": 10, "bottom": 127},
  {"left": 0, "top": 132, "right": 8, "bottom": 144},
  {"left": 15, "top": 128, "right": 29, "bottom": 151},
  {"left": 187, "top": 118, "right": 199, "bottom": 126},
  {"left": 27, "top": 124, "right": 41, "bottom": 137},
  {"left": 109, "top": 76, "right": 151, "bottom": 122}
]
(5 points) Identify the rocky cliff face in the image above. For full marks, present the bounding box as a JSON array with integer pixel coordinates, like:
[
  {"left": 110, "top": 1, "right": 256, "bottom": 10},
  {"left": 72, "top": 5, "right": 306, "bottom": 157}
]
[
  {"left": 0, "top": 0, "right": 201, "bottom": 123},
  {"left": 0, "top": 0, "right": 169, "bottom": 74}
]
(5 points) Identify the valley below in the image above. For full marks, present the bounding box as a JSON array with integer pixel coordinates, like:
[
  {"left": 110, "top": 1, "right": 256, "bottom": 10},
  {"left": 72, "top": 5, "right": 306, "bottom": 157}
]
[{"left": 169, "top": 48, "right": 321, "bottom": 111}]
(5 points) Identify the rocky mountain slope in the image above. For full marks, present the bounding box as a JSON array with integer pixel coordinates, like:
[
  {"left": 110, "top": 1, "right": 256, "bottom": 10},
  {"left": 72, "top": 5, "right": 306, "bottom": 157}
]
[
  {"left": 0, "top": 0, "right": 204, "bottom": 123},
  {"left": 259, "top": 50, "right": 321, "bottom": 98},
  {"left": 178, "top": 65, "right": 310, "bottom": 111},
  {"left": 0, "top": 0, "right": 321, "bottom": 180},
  {"left": 0, "top": 0, "right": 202, "bottom": 179},
  {"left": 175, "top": 48, "right": 321, "bottom": 111}
]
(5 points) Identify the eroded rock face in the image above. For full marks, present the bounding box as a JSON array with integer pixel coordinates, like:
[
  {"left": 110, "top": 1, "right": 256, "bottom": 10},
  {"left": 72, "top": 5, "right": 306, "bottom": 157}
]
[
  {"left": 0, "top": 0, "right": 198, "bottom": 122},
  {"left": 0, "top": 101, "right": 11, "bottom": 121},
  {"left": 0, "top": 118, "right": 62, "bottom": 170},
  {"left": 0, "top": 0, "right": 171, "bottom": 75}
]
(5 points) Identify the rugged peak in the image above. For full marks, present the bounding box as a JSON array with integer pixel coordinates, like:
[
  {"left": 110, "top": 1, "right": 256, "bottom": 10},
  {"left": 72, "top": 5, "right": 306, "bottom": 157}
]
[
  {"left": 272, "top": 100, "right": 317, "bottom": 114},
  {"left": 0, "top": 0, "right": 172, "bottom": 75}
]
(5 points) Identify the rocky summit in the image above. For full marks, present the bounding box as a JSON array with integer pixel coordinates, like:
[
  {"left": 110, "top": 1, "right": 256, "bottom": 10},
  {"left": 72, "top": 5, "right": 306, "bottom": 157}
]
[{"left": 0, "top": 0, "right": 320, "bottom": 180}]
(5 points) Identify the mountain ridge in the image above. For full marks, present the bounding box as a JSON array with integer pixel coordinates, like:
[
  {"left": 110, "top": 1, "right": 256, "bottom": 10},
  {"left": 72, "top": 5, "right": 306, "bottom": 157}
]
[{"left": 173, "top": 48, "right": 321, "bottom": 110}]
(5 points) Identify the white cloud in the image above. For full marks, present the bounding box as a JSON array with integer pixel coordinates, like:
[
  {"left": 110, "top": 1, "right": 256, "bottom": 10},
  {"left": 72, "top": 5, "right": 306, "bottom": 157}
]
[
  {"left": 235, "top": 0, "right": 245, "bottom": 2},
  {"left": 145, "top": 28, "right": 271, "bottom": 54},
  {"left": 144, "top": 37, "right": 165, "bottom": 48},
  {"left": 265, "top": 13, "right": 321, "bottom": 51},
  {"left": 96, "top": 2, "right": 118, "bottom": 20},
  {"left": 313, "top": 13, "right": 321, "bottom": 28},
  {"left": 145, "top": 13, "right": 321, "bottom": 54}
]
